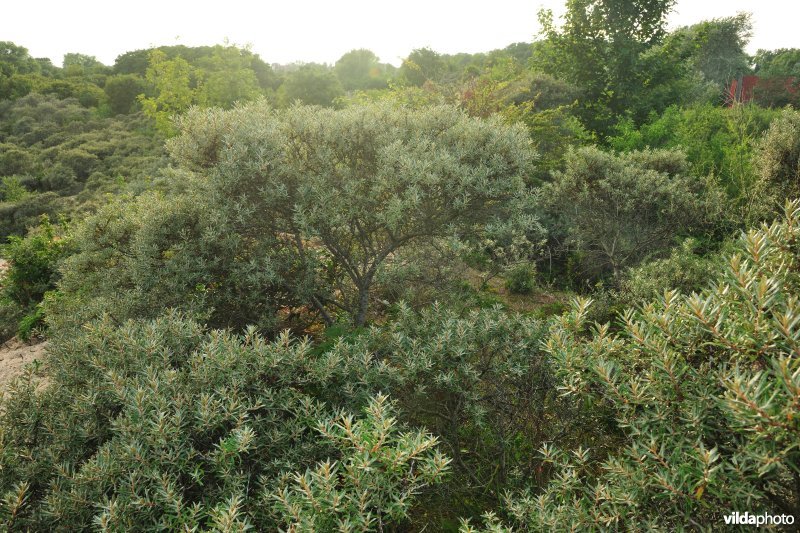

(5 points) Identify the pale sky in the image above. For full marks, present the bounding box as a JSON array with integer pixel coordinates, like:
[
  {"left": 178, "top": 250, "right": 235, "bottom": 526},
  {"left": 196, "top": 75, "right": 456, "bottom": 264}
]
[{"left": 3, "top": 1, "right": 799, "bottom": 68}]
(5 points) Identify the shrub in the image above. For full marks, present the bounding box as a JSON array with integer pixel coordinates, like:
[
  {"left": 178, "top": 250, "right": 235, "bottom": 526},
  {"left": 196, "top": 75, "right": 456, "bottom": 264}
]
[
  {"left": 49, "top": 189, "right": 290, "bottom": 334},
  {"left": 0, "top": 301, "right": 560, "bottom": 529},
  {"left": 0, "top": 176, "right": 31, "bottom": 203},
  {"left": 16, "top": 306, "right": 44, "bottom": 341},
  {"left": 756, "top": 108, "right": 800, "bottom": 206},
  {"left": 0, "top": 216, "right": 71, "bottom": 341},
  {"left": 0, "top": 297, "right": 24, "bottom": 341},
  {"left": 346, "top": 304, "right": 566, "bottom": 521},
  {"left": 2, "top": 216, "right": 70, "bottom": 309},
  {"left": 541, "top": 146, "right": 709, "bottom": 282},
  {"left": 104, "top": 74, "right": 145, "bottom": 115},
  {"left": 620, "top": 237, "right": 722, "bottom": 304},
  {"left": 465, "top": 199, "right": 800, "bottom": 530},
  {"left": 0, "top": 312, "right": 449, "bottom": 531},
  {"left": 271, "top": 395, "right": 451, "bottom": 531},
  {"left": 504, "top": 263, "right": 536, "bottom": 294}
]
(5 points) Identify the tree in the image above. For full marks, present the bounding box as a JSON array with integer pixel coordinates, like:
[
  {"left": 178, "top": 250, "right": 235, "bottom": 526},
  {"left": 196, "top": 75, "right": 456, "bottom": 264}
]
[
  {"left": 400, "top": 48, "right": 448, "bottom": 87},
  {"left": 536, "top": 0, "right": 677, "bottom": 134},
  {"left": 104, "top": 74, "right": 145, "bottom": 114},
  {"left": 169, "top": 101, "right": 538, "bottom": 326},
  {"left": 0, "top": 42, "right": 41, "bottom": 99},
  {"left": 62, "top": 53, "right": 106, "bottom": 78},
  {"left": 278, "top": 64, "right": 343, "bottom": 107},
  {"left": 334, "top": 49, "right": 390, "bottom": 91},
  {"left": 666, "top": 14, "right": 753, "bottom": 90},
  {"left": 754, "top": 48, "right": 800, "bottom": 78},
  {"left": 137, "top": 50, "right": 195, "bottom": 135},
  {"left": 195, "top": 45, "right": 263, "bottom": 108}
]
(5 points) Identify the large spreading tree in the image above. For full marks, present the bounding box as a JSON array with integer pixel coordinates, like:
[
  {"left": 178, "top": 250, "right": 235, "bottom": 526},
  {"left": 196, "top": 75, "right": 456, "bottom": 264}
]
[{"left": 168, "top": 101, "right": 539, "bottom": 326}]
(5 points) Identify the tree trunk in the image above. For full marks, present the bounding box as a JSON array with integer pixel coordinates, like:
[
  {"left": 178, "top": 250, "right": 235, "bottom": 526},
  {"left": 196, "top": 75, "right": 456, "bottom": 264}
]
[
  {"left": 354, "top": 283, "right": 370, "bottom": 327},
  {"left": 311, "top": 295, "right": 334, "bottom": 326}
]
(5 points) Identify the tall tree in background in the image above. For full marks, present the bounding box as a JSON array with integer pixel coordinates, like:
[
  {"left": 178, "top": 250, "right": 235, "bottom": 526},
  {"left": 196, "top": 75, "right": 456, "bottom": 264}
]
[
  {"left": 400, "top": 47, "right": 448, "bottom": 87},
  {"left": 537, "top": 0, "right": 676, "bottom": 135},
  {"left": 0, "top": 42, "right": 41, "bottom": 99},
  {"left": 137, "top": 50, "right": 195, "bottom": 135},
  {"left": 665, "top": 14, "right": 752, "bottom": 90},
  {"left": 195, "top": 45, "right": 263, "bottom": 108},
  {"left": 334, "top": 49, "right": 391, "bottom": 91},
  {"left": 279, "top": 64, "right": 343, "bottom": 106}
]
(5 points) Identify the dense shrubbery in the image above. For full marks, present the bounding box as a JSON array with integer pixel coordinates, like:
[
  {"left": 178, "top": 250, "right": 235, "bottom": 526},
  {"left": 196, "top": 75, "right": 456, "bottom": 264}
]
[
  {"left": 464, "top": 200, "right": 800, "bottom": 531},
  {"left": 50, "top": 101, "right": 540, "bottom": 333},
  {"left": 7, "top": 200, "right": 799, "bottom": 530},
  {"left": 47, "top": 188, "right": 291, "bottom": 334},
  {"left": 541, "top": 146, "right": 715, "bottom": 283},
  {"left": 0, "top": 94, "right": 166, "bottom": 239},
  {"left": 0, "top": 303, "right": 564, "bottom": 529},
  {"left": 757, "top": 108, "right": 800, "bottom": 206},
  {"left": 4, "top": 4, "right": 800, "bottom": 529}
]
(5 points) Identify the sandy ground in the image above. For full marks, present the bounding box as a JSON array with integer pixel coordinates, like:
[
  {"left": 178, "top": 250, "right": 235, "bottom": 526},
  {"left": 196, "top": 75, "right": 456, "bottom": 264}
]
[{"left": 0, "top": 338, "right": 48, "bottom": 391}]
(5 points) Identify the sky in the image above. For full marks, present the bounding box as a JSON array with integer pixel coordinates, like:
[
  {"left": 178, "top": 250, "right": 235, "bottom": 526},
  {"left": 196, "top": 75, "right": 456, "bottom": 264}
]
[{"left": 3, "top": 1, "right": 799, "bottom": 68}]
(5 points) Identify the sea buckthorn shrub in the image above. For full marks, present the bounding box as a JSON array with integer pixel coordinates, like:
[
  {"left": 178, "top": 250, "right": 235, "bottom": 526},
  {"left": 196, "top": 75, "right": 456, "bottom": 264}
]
[{"left": 462, "top": 200, "right": 800, "bottom": 531}]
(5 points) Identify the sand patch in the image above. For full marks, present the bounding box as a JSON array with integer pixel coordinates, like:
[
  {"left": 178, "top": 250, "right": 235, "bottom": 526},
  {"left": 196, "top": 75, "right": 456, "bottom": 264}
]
[{"left": 0, "top": 337, "right": 48, "bottom": 391}]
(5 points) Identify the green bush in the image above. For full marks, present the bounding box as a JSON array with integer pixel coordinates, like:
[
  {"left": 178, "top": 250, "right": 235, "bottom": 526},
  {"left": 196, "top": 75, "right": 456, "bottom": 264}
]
[
  {"left": 608, "top": 103, "right": 780, "bottom": 228},
  {"left": 49, "top": 189, "right": 292, "bottom": 334},
  {"left": 0, "top": 311, "right": 450, "bottom": 530},
  {"left": 16, "top": 305, "right": 44, "bottom": 341},
  {"left": 59, "top": 100, "right": 539, "bottom": 331},
  {"left": 465, "top": 199, "right": 800, "bottom": 531},
  {"left": 0, "top": 297, "right": 24, "bottom": 341},
  {"left": 3, "top": 216, "right": 70, "bottom": 308},
  {"left": 0, "top": 94, "right": 165, "bottom": 240},
  {"left": 0, "top": 301, "right": 561, "bottom": 529},
  {"left": 504, "top": 263, "right": 536, "bottom": 294},
  {"left": 0, "top": 216, "right": 71, "bottom": 341},
  {"left": 618, "top": 237, "right": 724, "bottom": 307},
  {"left": 541, "top": 146, "right": 710, "bottom": 283},
  {"left": 346, "top": 304, "right": 565, "bottom": 521},
  {"left": 756, "top": 108, "right": 800, "bottom": 207},
  {"left": 272, "top": 394, "right": 450, "bottom": 531},
  {"left": 0, "top": 176, "right": 31, "bottom": 203}
]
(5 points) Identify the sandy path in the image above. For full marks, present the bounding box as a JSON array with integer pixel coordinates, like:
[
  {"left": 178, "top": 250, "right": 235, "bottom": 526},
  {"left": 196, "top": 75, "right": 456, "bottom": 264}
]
[{"left": 0, "top": 338, "right": 48, "bottom": 390}]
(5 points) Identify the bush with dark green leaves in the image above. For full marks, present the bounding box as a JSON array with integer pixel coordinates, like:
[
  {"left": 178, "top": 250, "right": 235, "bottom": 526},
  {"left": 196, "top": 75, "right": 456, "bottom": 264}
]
[
  {"left": 344, "top": 304, "right": 567, "bottom": 521},
  {"left": 541, "top": 146, "right": 714, "bottom": 283},
  {"left": 0, "top": 216, "right": 71, "bottom": 340},
  {"left": 504, "top": 263, "right": 536, "bottom": 294},
  {"left": 609, "top": 103, "right": 780, "bottom": 227},
  {"left": 756, "top": 108, "right": 800, "bottom": 207}
]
